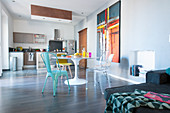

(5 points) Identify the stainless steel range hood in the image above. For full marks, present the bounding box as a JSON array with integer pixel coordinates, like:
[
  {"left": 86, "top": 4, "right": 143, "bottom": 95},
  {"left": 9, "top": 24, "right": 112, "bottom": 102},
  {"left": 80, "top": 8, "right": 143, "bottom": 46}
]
[{"left": 54, "top": 29, "right": 62, "bottom": 40}]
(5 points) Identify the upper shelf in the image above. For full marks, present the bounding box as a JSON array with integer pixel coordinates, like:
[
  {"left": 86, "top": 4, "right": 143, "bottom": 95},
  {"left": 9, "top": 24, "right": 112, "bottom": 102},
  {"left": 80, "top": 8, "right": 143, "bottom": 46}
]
[{"left": 13, "top": 32, "right": 46, "bottom": 44}]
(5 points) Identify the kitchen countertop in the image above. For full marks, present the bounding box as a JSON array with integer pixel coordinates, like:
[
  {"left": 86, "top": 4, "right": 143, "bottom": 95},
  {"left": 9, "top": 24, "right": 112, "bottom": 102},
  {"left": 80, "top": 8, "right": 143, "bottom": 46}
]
[
  {"left": 10, "top": 51, "right": 24, "bottom": 53},
  {"left": 10, "top": 51, "right": 36, "bottom": 53},
  {"left": 37, "top": 51, "right": 68, "bottom": 53},
  {"left": 10, "top": 51, "right": 68, "bottom": 53}
]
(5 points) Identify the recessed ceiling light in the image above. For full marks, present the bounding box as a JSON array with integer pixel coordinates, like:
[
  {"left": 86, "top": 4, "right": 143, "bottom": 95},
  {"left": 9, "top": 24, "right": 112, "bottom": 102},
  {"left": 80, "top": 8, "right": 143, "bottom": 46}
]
[
  {"left": 12, "top": 0, "right": 16, "bottom": 2},
  {"left": 81, "top": 12, "right": 84, "bottom": 14}
]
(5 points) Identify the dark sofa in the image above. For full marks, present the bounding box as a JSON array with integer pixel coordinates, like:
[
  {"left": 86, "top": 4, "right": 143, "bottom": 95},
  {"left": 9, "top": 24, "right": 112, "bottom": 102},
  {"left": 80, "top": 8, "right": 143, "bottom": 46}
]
[{"left": 104, "top": 70, "right": 170, "bottom": 113}]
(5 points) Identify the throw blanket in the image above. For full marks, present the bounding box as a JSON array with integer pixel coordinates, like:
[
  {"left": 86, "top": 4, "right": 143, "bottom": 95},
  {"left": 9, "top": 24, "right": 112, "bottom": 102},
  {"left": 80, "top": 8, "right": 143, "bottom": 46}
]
[
  {"left": 105, "top": 89, "right": 170, "bottom": 113},
  {"left": 144, "top": 91, "right": 170, "bottom": 104}
]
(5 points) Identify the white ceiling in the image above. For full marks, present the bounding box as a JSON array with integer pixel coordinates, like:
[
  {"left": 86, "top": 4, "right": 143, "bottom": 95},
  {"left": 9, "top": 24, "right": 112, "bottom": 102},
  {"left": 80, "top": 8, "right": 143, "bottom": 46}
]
[{"left": 1, "top": 0, "right": 109, "bottom": 25}]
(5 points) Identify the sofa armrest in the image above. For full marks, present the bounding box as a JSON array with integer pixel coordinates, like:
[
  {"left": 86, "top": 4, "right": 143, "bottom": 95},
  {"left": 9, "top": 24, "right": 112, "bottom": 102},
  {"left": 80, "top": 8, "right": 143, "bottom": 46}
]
[
  {"left": 104, "top": 83, "right": 164, "bottom": 101},
  {"left": 146, "top": 70, "right": 170, "bottom": 84}
]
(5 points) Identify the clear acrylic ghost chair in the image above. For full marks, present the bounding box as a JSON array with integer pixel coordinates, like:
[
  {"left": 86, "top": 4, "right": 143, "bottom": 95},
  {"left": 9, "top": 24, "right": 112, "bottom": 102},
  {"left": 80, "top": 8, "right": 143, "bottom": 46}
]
[
  {"left": 86, "top": 51, "right": 114, "bottom": 94},
  {"left": 41, "top": 52, "right": 70, "bottom": 97}
]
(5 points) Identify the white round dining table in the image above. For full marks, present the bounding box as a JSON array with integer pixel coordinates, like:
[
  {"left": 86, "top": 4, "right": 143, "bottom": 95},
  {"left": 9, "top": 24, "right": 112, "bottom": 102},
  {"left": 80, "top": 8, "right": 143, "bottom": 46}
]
[{"left": 52, "top": 56, "right": 95, "bottom": 85}]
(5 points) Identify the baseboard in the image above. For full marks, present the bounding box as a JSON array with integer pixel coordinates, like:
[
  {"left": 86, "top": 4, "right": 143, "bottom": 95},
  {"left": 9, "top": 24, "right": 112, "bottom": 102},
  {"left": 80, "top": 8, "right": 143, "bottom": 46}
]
[
  {"left": 23, "top": 65, "right": 36, "bottom": 69},
  {"left": 2, "top": 69, "right": 10, "bottom": 71},
  {"left": 108, "top": 74, "right": 141, "bottom": 84}
]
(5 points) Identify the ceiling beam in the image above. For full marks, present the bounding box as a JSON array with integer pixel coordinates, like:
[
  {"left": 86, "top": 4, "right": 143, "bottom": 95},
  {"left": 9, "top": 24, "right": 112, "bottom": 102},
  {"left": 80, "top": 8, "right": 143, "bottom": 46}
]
[{"left": 31, "top": 5, "right": 72, "bottom": 20}]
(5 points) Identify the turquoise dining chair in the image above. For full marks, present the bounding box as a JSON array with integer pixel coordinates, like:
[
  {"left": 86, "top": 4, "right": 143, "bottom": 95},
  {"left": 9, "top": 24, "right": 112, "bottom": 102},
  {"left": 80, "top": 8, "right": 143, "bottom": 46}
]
[{"left": 41, "top": 52, "right": 70, "bottom": 96}]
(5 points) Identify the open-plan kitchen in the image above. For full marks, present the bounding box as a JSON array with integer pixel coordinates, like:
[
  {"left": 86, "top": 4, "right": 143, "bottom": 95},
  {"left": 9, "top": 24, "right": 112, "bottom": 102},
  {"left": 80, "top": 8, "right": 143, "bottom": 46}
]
[
  {"left": 10, "top": 29, "right": 76, "bottom": 71},
  {"left": 1, "top": 0, "right": 170, "bottom": 113}
]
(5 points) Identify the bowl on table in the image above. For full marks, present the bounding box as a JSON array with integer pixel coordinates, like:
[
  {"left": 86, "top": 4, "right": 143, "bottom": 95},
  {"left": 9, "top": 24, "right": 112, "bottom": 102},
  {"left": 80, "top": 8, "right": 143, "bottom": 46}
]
[
  {"left": 61, "top": 55, "right": 67, "bottom": 57},
  {"left": 66, "top": 56, "right": 72, "bottom": 58}
]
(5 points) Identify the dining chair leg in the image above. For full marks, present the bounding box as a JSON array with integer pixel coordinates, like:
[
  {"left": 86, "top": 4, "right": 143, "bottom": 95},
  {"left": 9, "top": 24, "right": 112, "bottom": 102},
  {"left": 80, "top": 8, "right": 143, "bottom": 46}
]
[
  {"left": 61, "top": 66, "right": 64, "bottom": 70},
  {"left": 42, "top": 75, "right": 48, "bottom": 94},
  {"left": 68, "top": 65, "right": 73, "bottom": 78},
  {"left": 50, "top": 74, "right": 56, "bottom": 97},
  {"left": 99, "top": 73, "right": 104, "bottom": 94},
  {"left": 86, "top": 69, "right": 89, "bottom": 90},
  {"left": 61, "top": 66, "right": 65, "bottom": 79},
  {"left": 53, "top": 80, "right": 56, "bottom": 97},
  {"left": 65, "top": 66, "right": 67, "bottom": 71},
  {"left": 66, "top": 73, "right": 70, "bottom": 91},
  {"left": 94, "top": 70, "right": 97, "bottom": 86},
  {"left": 106, "top": 73, "right": 111, "bottom": 88},
  {"left": 65, "top": 66, "right": 67, "bottom": 79},
  {"left": 56, "top": 65, "right": 59, "bottom": 70},
  {"left": 56, "top": 75, "right": 58, "bottom": 89}
]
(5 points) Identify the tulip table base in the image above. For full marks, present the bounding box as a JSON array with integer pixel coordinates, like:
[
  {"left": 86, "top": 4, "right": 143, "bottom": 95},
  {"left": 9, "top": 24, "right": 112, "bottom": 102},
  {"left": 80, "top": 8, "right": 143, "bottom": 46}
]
[
  {"left": 64, "top": 57, "right": 88, "bottom": 85},
  {"left": 64, "top": 78, "right": 87, "bottom": 85},
  {"left": 52, "top": 56, "right": 95, "bottom": 85}
]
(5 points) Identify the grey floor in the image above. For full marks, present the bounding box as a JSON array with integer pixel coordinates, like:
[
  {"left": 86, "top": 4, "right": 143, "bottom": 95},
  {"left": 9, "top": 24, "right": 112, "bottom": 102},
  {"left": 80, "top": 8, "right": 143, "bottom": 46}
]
[{"left": 0, "top": 68, "right": 132, "bottom": 113}]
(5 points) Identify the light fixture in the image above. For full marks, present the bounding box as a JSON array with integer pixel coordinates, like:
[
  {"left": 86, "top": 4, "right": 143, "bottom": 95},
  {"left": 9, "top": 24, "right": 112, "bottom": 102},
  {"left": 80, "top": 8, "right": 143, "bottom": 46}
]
[
  {"left": 12, "top": 0, "right": 16, "bottom": 2},
  {"left": 31, "top": 15, "right": 72, "bottom": 23}
]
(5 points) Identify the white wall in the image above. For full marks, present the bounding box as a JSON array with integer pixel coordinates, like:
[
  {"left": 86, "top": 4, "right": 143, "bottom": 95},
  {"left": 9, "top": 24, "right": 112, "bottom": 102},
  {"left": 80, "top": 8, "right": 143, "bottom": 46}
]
[
  {"left": 122, "top": 0, "right": 170, "bottom": 69},
  {"left": 74, "top": 17, "right": 97, "bottom": 67},
  {"left": 0, "top": 2, "right": 13, "bottom": 70},
  {"left": 1, "top": 2, "right": 13, "bottom": 48},
  {"left": 13, "top": 19, "right": 75, "bottom": 49},
  {"left": 1, "top": 10, "right": 9, "bottom": 69},
  {"left": 0, "top": 1, "right": 2, "bottom": 75},
  {"left": 75, "top": 0, "right": 119, "bottom": 71},
  {"left": 74, "top": 0, "right": 170, "bottom": 79}
]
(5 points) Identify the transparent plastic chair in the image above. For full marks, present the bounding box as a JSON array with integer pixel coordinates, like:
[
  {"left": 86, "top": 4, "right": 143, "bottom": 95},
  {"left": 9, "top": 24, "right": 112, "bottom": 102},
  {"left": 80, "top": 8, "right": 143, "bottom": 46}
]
[{"left": 86, "top": 51, "right": 114, "bottom": 94}]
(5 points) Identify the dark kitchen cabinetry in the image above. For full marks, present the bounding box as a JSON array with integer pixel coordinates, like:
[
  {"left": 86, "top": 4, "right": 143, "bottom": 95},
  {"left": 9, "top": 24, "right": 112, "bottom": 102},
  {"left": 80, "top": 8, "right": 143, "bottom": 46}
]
[{"left": 24, "top": 52, "right": 36, "bottom": 65}]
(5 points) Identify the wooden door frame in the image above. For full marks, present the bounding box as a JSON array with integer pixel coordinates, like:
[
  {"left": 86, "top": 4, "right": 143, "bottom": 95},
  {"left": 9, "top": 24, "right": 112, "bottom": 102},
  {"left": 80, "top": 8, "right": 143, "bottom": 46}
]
[
  {"left": 78, "top": 28, "right": 87, "bottom": 33},
  {"left": 78, "top": 28, "right": 87, "bottom": 69}
]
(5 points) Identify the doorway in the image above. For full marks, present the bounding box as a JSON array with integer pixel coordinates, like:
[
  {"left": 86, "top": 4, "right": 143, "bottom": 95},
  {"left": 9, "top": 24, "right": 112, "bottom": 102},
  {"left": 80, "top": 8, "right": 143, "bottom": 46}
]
[{"left": 79, "top": 28, "right": 87, "bottom": 69}]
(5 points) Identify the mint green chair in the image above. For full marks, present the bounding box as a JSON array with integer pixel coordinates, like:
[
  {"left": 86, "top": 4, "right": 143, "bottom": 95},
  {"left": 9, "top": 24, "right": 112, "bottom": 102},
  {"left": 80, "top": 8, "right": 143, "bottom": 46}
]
[{"left": 41, "top": 52, "right": 70, "bottom": 96}]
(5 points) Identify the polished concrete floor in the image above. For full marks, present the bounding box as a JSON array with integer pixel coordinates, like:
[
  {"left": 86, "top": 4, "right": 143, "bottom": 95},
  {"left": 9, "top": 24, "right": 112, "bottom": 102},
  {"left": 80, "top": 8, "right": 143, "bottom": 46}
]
[{"left": 0, "top": 68, "right": 132, "bottom": 113}]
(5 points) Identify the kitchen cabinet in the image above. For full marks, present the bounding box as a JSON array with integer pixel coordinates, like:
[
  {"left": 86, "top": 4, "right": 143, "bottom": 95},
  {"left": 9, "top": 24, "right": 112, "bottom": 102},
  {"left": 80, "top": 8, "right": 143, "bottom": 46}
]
[
  {"left": 13, "top": 32, "right": 46, "bottom": 44},
  {"left": 34, "top": 34, "right": 46, "bottom": 44},
  {"left": 24, "top": 52, "right": 36, "bottom": 65},
  {"left": 13, "top": 32, "right": 33, "bottom": 43}
]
